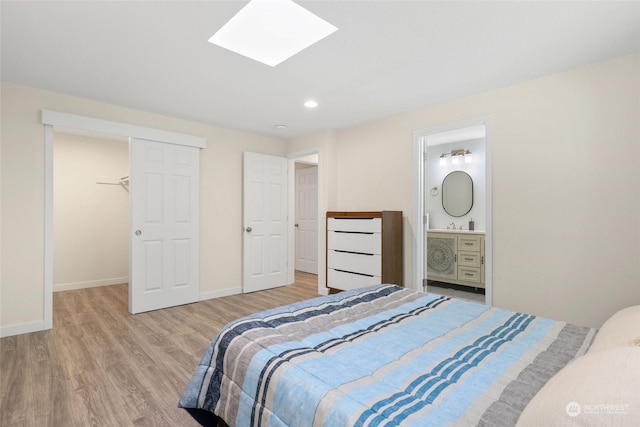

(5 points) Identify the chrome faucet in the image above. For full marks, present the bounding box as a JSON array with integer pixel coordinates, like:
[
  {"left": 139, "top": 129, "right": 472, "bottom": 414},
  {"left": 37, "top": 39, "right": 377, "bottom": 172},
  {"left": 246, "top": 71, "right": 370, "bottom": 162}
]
[{"left": 449, "top": 222, "right": 456, "bottom": 230}]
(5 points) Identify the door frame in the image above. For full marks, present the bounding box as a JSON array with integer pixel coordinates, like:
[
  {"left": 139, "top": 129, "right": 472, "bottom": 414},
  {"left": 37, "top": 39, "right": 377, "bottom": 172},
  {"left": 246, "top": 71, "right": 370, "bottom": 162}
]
[
  {"left": 42, "top": 110, "right": 205, "bottom": 329},
  {"left": 413, "top": 116, "right": 493, "bottom": 305},
  {"left": 293, "top": 162, "right": 319, "bottom": 275},
  {"left": 286, "top": 148, "right": 324, "bottom": 294}
]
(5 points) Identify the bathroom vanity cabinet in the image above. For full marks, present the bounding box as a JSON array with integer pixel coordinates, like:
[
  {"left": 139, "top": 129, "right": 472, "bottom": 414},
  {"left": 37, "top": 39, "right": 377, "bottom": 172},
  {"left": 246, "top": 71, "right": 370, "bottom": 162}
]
[{"left": 427, "top": 230, "right": 485, "bottom": 289}]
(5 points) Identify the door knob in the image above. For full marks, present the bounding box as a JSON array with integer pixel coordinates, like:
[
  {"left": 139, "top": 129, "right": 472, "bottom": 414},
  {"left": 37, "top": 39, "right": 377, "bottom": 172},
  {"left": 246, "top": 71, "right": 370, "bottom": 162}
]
[
  {"left": 245, "top": 227, "right": 252, "bottom": 233},
  {"left": 135, "top": 230, "right": 142, "bottom": 236},
  {"left": 294, "top": 224, "right": 299, "bottom": 228}
]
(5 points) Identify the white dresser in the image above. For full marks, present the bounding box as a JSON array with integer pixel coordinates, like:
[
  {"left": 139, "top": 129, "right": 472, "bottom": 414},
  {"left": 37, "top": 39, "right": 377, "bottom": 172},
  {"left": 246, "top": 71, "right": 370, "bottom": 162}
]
[{"left": 326, "top": 211, "right": 403, "bottom": 291}]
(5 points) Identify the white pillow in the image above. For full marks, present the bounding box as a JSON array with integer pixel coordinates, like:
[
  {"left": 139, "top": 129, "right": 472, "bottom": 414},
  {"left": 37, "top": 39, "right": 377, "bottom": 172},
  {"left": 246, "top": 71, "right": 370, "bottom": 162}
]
[
  {"left": 589, "top": 305, "right": 640, "bottom": 353},
  {"left": 516, "top": 346, "right": 640, "bottom": 427}
]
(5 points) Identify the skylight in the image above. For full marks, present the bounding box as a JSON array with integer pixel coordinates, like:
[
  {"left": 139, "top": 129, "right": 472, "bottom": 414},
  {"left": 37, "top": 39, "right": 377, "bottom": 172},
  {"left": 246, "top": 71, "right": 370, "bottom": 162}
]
[{"left": 208, "top": 0, "right": 338, "bottom": 67}]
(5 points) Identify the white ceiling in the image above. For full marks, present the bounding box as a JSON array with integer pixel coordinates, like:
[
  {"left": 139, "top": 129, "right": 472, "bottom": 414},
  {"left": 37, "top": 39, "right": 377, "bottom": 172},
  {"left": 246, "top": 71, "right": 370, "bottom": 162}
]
[{"left": 2, "top": 1, "right": 639, "bottom": 139}]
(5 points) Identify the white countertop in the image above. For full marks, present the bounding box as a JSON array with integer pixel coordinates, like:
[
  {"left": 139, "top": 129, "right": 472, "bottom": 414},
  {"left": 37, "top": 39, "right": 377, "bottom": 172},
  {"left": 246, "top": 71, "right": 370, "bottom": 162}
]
[{"left": 427, "top": 229, "right": 485, "bottom": 234}]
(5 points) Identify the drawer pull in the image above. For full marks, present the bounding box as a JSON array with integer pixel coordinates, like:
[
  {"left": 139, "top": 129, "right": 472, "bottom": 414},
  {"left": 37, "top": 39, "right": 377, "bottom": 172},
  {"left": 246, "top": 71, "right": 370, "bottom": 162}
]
[
  {"left": 334, "top": 250, "right": 374, "bottom": 256},
  {"left": 464, "top": 273, "right": 474, "bottom": 277},
  {"left": 334, "top": 231, "right": 374, "bottom": 235},
  {"left": 333, "top": 269, "right": 374, "bottom": 278},
  {"left": 464, "top": 242, "right": 473, "bottom": 246},
  {"left": 334, "top": 217, "right": 375, "bottom": 221},
  {"left": 464, "top": 257, "right": 474, "bottom": 261}
]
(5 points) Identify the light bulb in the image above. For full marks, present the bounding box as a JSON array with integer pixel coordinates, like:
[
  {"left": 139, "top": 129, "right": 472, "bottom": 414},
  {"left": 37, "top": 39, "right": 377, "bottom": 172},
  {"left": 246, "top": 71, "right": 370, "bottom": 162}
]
[
  {"left": 451, "top": 154, "right": 459, "bottom": 165},
  {"left": 439, "top": 155, "right": 447, "bottom": 166},
  {"left": 465, "top": 152, "right": 472, "bottom": 163}
]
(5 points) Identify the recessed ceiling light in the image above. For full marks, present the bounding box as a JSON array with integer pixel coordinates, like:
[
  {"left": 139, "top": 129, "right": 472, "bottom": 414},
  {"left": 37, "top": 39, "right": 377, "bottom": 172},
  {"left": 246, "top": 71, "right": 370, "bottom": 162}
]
[
  {"left": 209, "top": 0, "right": 338, "bottom": 67},
  {"left": 275, "top": 124, "right": 288, "bottom": 130},
  {"left": 304, "top": 100, "right": 318, "bottom": 109}
]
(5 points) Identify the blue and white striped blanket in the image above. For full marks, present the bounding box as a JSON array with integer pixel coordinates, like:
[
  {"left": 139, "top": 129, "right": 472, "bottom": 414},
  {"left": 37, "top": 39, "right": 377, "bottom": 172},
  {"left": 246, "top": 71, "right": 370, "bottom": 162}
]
[{"left": 179, "top": 285, "right": 595, "bottom": 426}]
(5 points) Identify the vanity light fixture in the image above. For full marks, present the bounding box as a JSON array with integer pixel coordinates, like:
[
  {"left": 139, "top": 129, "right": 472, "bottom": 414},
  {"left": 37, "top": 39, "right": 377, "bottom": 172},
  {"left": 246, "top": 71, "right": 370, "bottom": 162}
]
[
  {"left": 208, "top": 0, "right": 338, "bottom": 67},
  {"left": 439, "top": 149, "right": 472, "bottom": 166},
  {"left": 464, "top": 150, "right": 473, "bottom": 163}
]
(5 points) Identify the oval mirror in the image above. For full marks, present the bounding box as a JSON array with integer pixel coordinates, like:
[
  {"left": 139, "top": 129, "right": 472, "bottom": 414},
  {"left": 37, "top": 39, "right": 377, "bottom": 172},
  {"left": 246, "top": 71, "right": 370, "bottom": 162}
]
[{"left": 442, "top": 171, "right": 473, "bottom": 217}]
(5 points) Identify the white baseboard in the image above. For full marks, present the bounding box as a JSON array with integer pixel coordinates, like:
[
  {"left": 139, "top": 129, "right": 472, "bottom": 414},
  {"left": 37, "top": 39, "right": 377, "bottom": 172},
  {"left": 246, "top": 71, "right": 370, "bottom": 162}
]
[
  {"left": 0, "top": 320, "right": 48, "bottom": 338},
  {"left": 54, "top": 277, "right": 128, "bottom": 292},
  {"left": 199, "top": 286, "right": 242, "bottom": 301}
]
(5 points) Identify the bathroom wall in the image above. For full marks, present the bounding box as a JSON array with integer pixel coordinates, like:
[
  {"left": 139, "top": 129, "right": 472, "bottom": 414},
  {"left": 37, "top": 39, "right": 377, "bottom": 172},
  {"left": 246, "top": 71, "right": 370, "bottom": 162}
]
[{"left": 425, "top": 138, "right": 486, "bottom": 231}]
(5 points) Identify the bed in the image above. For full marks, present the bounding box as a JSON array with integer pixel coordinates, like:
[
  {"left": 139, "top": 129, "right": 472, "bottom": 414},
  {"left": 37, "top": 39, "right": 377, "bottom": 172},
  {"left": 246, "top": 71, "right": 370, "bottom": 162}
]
[{"left": 179, "top": 284, "right": 639, "bottom": 427}]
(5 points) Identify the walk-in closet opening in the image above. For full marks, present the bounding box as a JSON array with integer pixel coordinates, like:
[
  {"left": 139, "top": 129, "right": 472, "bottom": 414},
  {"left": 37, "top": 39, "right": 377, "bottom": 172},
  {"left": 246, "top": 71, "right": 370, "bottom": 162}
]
[{"left": 53, "top": 131, "right": 130, "bottom": 316}]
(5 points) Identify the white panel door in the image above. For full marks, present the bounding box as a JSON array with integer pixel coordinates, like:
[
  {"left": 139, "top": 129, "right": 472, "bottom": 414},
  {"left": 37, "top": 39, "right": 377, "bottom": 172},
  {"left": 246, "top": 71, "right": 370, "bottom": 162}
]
[
  {"left": 130, "top": 138, "right": 199, "bottom": 313},
  {"left": 295, "top": 166, "right": 318, "bottom": 274},
  {"left": 243, "top": 152, "right": 288, "bottom": 293}
]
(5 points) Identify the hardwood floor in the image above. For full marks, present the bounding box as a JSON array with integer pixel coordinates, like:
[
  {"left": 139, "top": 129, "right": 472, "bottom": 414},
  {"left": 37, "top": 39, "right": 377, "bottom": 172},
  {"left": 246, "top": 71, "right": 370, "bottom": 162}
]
[{"left": 0, "top": 272, "right": 319, "bottom": 426}]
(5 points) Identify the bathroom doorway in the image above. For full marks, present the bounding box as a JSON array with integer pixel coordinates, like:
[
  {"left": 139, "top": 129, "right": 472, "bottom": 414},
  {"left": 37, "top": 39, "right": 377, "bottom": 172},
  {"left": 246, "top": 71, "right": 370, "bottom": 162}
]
[{"left": 414, "top": 117, "right": 493, "bottom": 305}]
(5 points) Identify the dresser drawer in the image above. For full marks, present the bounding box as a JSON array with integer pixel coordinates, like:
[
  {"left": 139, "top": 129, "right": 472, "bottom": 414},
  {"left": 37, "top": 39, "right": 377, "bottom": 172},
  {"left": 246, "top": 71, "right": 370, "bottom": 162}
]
[
  {"left": 328, "top": 217, "right": 381, "bottom": 233},
  {"left": 458, "top": 251, "right": 481, "bottom": 268},
  {"left": 327, "top": 231, "right": 381, "bottom": 254},
  {"left": 327, "top": 268, "right": 381, "bottom": 290},
  {"left": 457, "top": 266, "right": 481, "bottom": 284},
  {"left": 328, "top": 250, "right": 381, "bottom": 276},
  {"left": 458, "top": 235, "right": 481, "bottom": 252}
]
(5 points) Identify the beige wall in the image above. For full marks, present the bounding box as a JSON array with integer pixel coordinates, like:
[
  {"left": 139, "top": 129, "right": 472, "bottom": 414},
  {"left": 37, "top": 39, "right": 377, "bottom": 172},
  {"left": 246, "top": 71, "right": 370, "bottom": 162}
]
[
  {"left": 0, "top": 82, "right": 286, "bottom": 332},
  {"left": 2, "top": 53, "right": 638, "bottom": 334},
  {"left": 290, "top": 53, "right": 640, "bottom": 328},
  {"left": 53, "top": 133, "right": 129, "bottom": 290}
]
